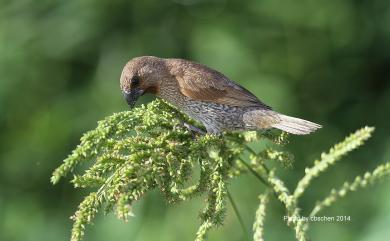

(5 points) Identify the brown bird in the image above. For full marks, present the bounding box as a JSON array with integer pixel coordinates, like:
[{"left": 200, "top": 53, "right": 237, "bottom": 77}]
[{"left": 120, "top": 56, "right": 321, "bottom": 135}]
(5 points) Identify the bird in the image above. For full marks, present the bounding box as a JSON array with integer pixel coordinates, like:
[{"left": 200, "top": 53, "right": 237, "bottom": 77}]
[{"left": 120, "top": 56, "right": 321, "bottom": 135}]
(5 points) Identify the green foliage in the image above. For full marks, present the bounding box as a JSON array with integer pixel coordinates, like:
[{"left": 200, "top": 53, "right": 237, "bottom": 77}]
[
  {"left": 52, "top": 99, "right": 278, "bottom": 241},
  {"left": 52, "top": 100, "right": 390, "bottom": 241}
]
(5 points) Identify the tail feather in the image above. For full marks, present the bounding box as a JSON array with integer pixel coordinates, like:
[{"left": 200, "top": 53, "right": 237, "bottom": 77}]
[
  {"left": 272, "top": 114, "right": 322, "bottom": 135},
  {"left": 243, "top": 110, "right": 322, "bottom": 135}
]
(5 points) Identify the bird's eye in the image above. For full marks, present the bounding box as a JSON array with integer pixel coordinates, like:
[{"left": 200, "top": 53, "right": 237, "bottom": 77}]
[{"left": 131, "top": 76, "right": 140, "bottom": 87}]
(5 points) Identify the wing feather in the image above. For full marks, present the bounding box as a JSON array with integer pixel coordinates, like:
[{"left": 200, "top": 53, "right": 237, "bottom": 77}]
[{"left": 168, "top": 59, "right": 270, "bottom": 108}]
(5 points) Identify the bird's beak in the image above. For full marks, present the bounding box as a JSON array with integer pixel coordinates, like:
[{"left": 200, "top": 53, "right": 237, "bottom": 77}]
[{"left": 123, "top": 89, "right": 145, "bottom": 108}]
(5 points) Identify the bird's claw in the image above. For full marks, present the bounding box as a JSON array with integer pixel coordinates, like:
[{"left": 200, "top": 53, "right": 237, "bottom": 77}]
[{"left": 182, "top": 122, "right": 206, "bottom": 137}]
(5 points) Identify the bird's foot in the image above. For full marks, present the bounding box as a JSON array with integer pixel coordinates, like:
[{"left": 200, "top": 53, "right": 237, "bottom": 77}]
[{"left": 182, "top": 122, "right": 207, "bottom": 137}]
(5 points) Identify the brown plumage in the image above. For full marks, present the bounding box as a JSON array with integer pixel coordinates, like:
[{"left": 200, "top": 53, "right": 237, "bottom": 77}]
[{"left": 120, "top": 56, "right": 321, "bottom": 135}]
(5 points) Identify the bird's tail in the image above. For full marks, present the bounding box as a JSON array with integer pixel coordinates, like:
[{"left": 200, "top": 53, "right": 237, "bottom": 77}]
[
  {"left": 271, "top": 114, "right": 321, "bottom": 135},
  {"left": 243, "top": 110, "right": 322, "bottom": 135}
]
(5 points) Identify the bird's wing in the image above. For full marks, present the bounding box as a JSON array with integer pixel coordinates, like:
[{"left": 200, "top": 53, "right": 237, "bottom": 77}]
[{"left": 171, "top": 61, "right": 270, "bottom": 108}]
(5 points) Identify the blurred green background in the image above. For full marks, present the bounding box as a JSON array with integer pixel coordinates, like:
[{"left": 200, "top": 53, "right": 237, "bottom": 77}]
[{"left": 1, "top": 0, "right": 390, "bottom": 240}]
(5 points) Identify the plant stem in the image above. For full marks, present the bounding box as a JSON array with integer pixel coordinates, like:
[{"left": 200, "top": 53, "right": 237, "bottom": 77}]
[
  {"left": 238, "top": 158, "right": 270, "bottom": 188},
  {"left": 244, "top": 145, "right": 270, "bottom": 173},
  {"left": 227, "top": 189, "right": 250, "bottom": 241}
]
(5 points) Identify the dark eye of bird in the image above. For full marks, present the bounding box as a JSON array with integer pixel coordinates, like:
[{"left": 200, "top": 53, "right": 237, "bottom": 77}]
[{"left": 131, "top": 76, "right": 140, "bottom": 87}]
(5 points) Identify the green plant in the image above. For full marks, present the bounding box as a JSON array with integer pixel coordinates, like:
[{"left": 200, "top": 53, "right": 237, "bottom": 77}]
[{"left": 52, "top": 99, "right": 390, "bottom": 241}]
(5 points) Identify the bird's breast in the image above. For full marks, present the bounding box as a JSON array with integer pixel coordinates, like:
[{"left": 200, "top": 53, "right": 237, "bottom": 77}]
[{"left": 158, "top": 80, "right": 187, "bottom": 108}]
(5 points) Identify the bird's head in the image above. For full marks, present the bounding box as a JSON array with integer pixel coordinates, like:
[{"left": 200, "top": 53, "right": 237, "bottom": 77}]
[{"left": 120, "top": 56, "right": 166, "bottom": 108}]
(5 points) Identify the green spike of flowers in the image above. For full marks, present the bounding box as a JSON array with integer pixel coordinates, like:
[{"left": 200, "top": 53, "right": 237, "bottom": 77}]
[
  {"left": 268, "top": 171, "right": 308, "bottom": 241},
  {"left": 253, "top": 192, "right": 270, "bottom": 241},
  {"left": 293, "top": 126, "right": 375, "bottom": 199},
  {"left": 310, "top": 162, "right": 390, "bottom": 218}
]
